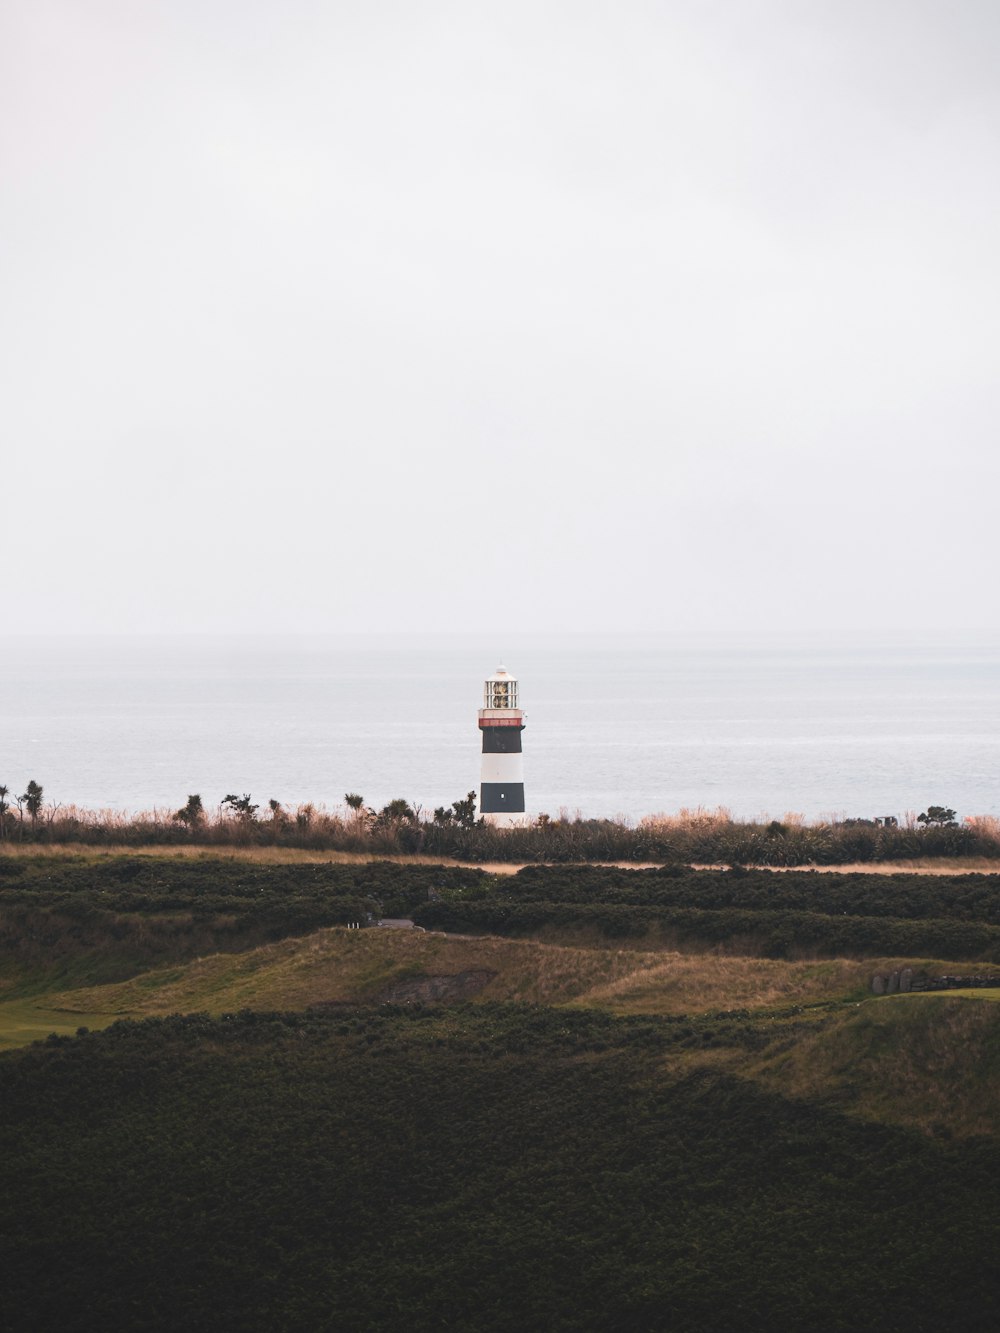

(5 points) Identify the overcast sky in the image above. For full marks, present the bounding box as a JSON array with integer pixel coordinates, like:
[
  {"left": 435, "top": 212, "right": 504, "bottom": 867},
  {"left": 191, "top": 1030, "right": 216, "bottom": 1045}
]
[{"left": 2, "top": 1, "right": 997, "bottom": 638}]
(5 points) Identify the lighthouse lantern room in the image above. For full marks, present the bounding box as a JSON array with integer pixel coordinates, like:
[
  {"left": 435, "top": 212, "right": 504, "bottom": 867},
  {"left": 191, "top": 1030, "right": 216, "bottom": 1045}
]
[{"left": 479, "top": 665, "right": 526, "bottom": 827}]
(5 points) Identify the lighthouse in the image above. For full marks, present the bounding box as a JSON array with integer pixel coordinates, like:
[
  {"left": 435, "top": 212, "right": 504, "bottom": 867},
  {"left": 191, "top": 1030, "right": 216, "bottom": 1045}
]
[{"left": 479, "top": 665, "right": 526, "bottom": 827}]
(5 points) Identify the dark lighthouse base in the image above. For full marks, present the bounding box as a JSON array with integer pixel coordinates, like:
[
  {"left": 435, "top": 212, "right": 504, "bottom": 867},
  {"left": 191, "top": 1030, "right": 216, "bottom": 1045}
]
[{"left": 480, "top": 782, "right": 526, "bottom": 815}]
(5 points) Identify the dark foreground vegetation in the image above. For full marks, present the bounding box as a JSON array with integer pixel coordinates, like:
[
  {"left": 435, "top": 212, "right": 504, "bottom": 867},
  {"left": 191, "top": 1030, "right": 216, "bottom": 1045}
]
[
  {"left": 4, "top": 852, "right": 1000, "bottom": 1329},
  {"left": 5, "top": 856, "right": 1000, "bottom": 993},
  {"left": 2, "top": 1006, "right": 999, "bottom": 1333},
  {"left": 1, "top": 784, "right": 996, "bottom": 863}
]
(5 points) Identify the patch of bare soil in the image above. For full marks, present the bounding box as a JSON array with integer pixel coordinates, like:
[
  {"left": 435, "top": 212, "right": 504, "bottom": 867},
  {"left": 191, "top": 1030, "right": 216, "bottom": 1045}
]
[{"left": 376, "top": 969, "right": 498, "bottom": 1004}]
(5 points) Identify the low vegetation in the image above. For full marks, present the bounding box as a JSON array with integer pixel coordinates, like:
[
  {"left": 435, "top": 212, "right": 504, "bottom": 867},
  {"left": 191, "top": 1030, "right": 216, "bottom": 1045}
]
[
  {"left": 2, "top": 785, "right": 998, "bottom": 864},
  {"left": 3, "top": 849, "right": 1000, "bottom": 1328}
]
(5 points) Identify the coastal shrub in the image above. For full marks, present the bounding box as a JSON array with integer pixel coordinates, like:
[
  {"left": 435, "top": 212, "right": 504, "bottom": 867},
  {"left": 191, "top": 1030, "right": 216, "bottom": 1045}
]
[{"left": 4, "top": 797, "right": 999, "bottom": 864}]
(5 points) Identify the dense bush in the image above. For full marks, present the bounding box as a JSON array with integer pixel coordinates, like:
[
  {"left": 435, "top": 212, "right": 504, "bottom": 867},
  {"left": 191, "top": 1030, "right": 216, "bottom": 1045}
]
[
  {"left": 506, "top": 865, "right": 1000, "bottom": 921},
  {"left": 413, "top": 899, "right": 1000, "bottom": 961},
  {"left": 412, "top": 864, "right": 1000, "bottom": 958},
  {"left": 1, "top": 1008, "right": 997, "bottom": 1332},
  {"left": 0, "top": 855, "right": 486, "bottom": 915}
]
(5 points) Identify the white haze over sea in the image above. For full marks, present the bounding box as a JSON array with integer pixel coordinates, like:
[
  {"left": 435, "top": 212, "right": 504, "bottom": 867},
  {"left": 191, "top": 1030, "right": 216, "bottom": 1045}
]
[
  {"left": 4, "top": 4, "right": 1000, "bottom": 649},
  {"left": 1, "top": 633, "right": 997, "bottom": 825}
]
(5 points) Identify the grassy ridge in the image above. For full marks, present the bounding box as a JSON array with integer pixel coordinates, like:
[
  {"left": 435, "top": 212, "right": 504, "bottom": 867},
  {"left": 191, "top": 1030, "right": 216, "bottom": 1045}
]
[
  {"left": 1, "top": 1007, "right": 998, "bottom": 1333},
  {"left": 42, "top": 926, "right": 875, "bottom": 1018},
  {"left": 12, "top": 923, "right": 999, "bottom": 1140}
]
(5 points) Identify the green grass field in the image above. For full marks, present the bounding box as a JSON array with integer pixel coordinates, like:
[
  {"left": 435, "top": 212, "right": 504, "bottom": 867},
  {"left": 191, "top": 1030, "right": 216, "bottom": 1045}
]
[{"left": 0, "top": 997, "right": 119, "bottom": 1050}]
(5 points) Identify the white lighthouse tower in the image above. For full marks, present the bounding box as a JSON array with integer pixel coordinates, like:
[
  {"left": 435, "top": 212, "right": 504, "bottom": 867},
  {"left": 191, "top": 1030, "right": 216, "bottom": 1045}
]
[{"left": 478, "top": 664, "right": 526, "bottom": 827}]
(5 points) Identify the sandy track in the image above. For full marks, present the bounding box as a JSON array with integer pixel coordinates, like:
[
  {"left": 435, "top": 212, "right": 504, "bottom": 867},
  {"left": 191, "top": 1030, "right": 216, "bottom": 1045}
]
[{"left": 2, "top": 843, "right": 999, "bottom": 875}]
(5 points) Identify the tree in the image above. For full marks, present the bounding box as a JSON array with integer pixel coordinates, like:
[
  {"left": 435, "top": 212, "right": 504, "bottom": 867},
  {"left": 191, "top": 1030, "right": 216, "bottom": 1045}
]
[
  {"left": 451, "top": 791, "right": 477, "bottom": 829},
  {"left": 21, "top": 780, "right": 43, "bottom": 825},
  {"left": 0, "top": 785, "right": 9, "bottom": 839},
  {"left": 377, "top": 798, "right": 416, "bottom": 825},
  {"left": 173, "top": 794, "right": 205, "bottom": 828},
  {"left": 917, "top": 806, "right": 957, "bottom": 827},
  {"left": 222, "top": 793, "right": 259, "bottom": 822},
  {"left": 434, "top": 792, "right": 477, "bottom": 828},
  {"left": 344, "top": 793, "right": 365, "bottom": 813}
]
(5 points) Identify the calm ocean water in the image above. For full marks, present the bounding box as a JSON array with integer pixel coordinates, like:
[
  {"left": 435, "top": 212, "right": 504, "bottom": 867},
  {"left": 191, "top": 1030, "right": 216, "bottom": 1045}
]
[{"left": 1, "top": 633, "right": 998, "bottom": 823}]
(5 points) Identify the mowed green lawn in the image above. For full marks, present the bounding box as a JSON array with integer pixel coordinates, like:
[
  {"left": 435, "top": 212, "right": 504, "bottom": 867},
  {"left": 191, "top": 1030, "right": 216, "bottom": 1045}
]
[
  {"left": 0, "top": 998, "right": 123, "bottom": 1051},
  {"left": 889, "top": 988, "right": 1000, "bottom": 1003}
]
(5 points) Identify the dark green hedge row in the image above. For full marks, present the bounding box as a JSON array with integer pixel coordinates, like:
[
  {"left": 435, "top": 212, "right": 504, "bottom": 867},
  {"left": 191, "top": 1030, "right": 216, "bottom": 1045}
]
[
  {"left": 413, "top": 899, "right": 1000, "bottom": 961},
  {"left": 506, "top": 864, "right": 1000, "bottom": 922},
  {"left": 7, "top": 856, "right": 1000, "bottom": 968},
  {"left": 0, "top": 855, "right": 488, "bottom": 917},
  {"left": 7, "top": 857, "right": 1000, "bottom": 925}
]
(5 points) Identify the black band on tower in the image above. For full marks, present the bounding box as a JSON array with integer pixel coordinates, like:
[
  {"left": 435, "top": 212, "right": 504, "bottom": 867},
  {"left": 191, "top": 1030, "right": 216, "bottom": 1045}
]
[
  {"left": 481, "top": 727, "right": 524, "bottom": 754},
  {"left": 481, "top": 782, "right": 526, "bottom": 814}
]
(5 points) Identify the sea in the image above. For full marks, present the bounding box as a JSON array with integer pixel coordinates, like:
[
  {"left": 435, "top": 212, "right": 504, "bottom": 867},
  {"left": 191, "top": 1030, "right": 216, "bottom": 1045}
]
[{"left": 1, "top": 633, "right": 998, "bottom": 823}]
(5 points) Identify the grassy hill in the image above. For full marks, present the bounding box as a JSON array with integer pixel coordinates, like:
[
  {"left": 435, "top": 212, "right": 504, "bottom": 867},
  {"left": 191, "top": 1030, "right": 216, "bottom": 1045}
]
[
  {"left": 2, "top": 920, "right": 994, "bottom": 1141},
  {"left": 3, "top": 851, "right": 1000, "bottom": 1328},
  {"left": 0, "top": 920, "right": 873, "bottom": 1050},
  {"left": 44, "top": 926, "right": 874, "bottom": 1017}
]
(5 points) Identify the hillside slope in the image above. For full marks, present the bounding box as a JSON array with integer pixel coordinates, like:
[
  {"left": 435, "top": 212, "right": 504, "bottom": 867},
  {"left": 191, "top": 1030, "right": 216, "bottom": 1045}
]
[
  {"left": 2, "top": 1007, "right": 998, "bottom": 1333},
  {"left": 15, "top": 926, "right": 995, "bottom": 1140},
  {"left": 48, "top": 925, "right": 874, "bottom": 1017}
]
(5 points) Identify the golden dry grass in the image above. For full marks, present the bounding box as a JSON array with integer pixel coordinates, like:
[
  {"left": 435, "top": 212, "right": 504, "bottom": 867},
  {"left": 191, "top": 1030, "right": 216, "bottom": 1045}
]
[
  {"left": 5, "top": 842, "right": 1000, "bottom": 875},
  {"left": 578, "top": 955, "right": 872, "bottom": 1014},
  {"left": 47, "top": 931, "right": 657, "bottom": 1015},
  {"left": 46, "top": 927, "right": 880, "bottom": 1021},
  {"left": 0, "top": 843, "right": 523, "bottom": 874},
  {"left": 746, "top": 995, "right": 1000, "bottom": 1137}
]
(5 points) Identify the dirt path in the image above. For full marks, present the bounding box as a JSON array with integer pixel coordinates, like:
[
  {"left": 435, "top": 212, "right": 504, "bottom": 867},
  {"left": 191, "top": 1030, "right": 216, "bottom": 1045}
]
[{"left": 2, "top": 843, "right": 999, "bottom": 875}]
